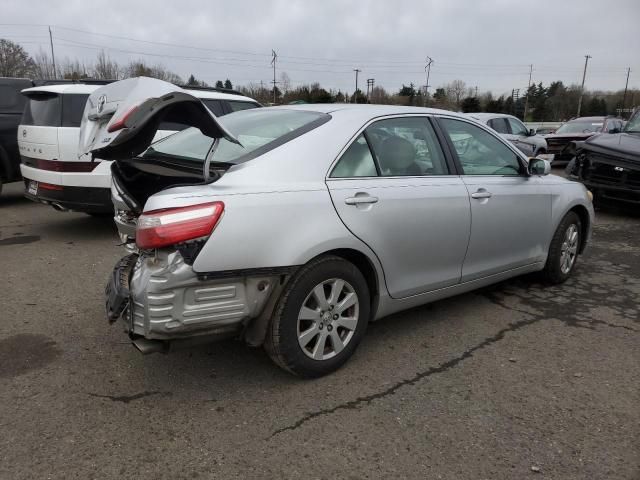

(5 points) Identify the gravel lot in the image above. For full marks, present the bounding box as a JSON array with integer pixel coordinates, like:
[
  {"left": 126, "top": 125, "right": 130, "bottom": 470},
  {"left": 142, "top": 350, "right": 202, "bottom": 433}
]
[{"left": 0, "top": 177, "right": 638, "bottom": 480}]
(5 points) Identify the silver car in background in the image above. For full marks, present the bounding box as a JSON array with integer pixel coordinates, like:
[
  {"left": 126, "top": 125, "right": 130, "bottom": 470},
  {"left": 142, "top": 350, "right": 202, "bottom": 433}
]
[
  {"left": 469, "top": 112, "right": 549, "bottom": 158},
  {"left": 80, "top": 77, "right": 594, "bottom": 378}
]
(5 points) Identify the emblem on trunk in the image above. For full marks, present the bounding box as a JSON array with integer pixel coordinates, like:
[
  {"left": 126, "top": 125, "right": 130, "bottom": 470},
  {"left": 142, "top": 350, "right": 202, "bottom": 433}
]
[
  {"left": 614, "top": 166, "right": 624, "bottom": 172},
  {"left": 97, "top": 95, "right": 107, "bottom": 114}
]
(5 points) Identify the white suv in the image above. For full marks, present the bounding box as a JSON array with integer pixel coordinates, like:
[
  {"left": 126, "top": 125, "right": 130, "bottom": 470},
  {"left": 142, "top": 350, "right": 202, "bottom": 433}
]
[{"left": 18, "top": 81, "right": 260, "bottom": 214}]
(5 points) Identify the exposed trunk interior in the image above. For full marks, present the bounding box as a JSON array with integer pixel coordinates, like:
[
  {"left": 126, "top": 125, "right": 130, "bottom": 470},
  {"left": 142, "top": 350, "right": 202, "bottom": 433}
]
[{"left": 111, "top": 157, "right": 228, "bottom": 214}]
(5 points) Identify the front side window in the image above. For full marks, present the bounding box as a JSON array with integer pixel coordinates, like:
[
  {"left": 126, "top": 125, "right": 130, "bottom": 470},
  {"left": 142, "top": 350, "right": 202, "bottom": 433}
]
[
  {"left": 364, "top": 117, "right": 448, "bottom": 176},
  {"left": 624, "top": 111, "right": 640, "bottom": 133},
  {"left": 21, "top": 93, "right": 61, "bottom": 126},
  {"left": 202, "top": 99, "right": 224, "bottom": 117},
  {"left": 488, "top": 118, "right": 509, "bottom": 134},
  {"left": 507, "top": 117, "right": 529, "bottom": 136},
  {"left": 330, "top": 134, "right": 377, "bottom": 178},
  {"left": 440, "top": 118, "right": 523, "bottom": 176}
]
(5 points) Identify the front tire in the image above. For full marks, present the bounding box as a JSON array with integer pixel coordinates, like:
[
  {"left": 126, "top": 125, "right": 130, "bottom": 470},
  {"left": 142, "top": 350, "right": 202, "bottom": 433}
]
[
  {"left": 541, "top": 211, "right": 581, "bottom": 284},
  {"left": 264, "top": 255, "right": 370, "bottom": 378}
]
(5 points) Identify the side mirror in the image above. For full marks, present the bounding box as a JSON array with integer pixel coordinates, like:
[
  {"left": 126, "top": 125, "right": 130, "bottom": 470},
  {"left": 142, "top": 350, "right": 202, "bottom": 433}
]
[
  {"left": 528, "top": 128, "right": 536, "bottom": 136},
  {"left": 528, "top": 158, "right": 551, "bottom": 176}
]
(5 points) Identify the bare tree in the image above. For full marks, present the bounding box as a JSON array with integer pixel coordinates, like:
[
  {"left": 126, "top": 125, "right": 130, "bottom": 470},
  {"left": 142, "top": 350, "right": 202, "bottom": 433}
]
[
  {"left": 279, "top": 71, "right": 291, "bottom": 94},
  {"left": 33, "top": 49, "right": 56, "bottom": 79},
  {"left": 93, "top": 50, "right": 120, "bottom": 80},
  {"left": 60, "top": 57, "right": 89, "bottom": 80},
  {"left": 0, "top": 38, "right": 36, "bottom": 77},
  {"left": 369, "top": 86, "right": 391, "bottom": 105},
  {"left": 446, "top": 79, "right": 467, "bottom": 108}
]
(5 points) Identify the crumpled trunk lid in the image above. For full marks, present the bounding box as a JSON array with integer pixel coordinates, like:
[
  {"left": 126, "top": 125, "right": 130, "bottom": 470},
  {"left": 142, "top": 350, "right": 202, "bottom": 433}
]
[{"left": 78, "top": 76, "right": 239, "bottom": 160}]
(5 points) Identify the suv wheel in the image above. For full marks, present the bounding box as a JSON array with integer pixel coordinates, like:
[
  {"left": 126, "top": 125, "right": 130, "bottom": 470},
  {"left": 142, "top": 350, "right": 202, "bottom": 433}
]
[{"left": 264, "top": 255, "right": 370, "bottom": 377}]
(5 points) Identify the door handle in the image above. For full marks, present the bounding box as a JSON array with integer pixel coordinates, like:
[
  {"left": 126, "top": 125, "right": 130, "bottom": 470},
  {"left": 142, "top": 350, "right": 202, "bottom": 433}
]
[
  {"left": 471, "top": 190, "right": 492, "bottom": 199},
  {"left": 345, "top": 195, "right": 379, "bottom": 205}
]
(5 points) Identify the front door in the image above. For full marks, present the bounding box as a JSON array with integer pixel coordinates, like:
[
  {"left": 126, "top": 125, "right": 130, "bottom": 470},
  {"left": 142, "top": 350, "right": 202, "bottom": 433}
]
[
  {"left": 326, "top": 116, "right": 471, "bottom": 299},
  {"left": 438, "top": 117, "right": 551, "bottom": 282}
]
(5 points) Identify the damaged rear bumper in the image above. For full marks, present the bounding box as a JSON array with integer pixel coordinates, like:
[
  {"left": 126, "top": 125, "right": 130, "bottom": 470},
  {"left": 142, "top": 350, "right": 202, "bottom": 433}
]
[{"left": 106, "top": 250, "right": 282, "bottom": 349}]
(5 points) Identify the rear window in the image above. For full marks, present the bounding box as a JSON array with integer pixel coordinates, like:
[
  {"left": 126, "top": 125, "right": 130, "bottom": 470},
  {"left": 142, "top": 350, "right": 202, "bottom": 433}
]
[
  {"left": 62, "top": 94, "right": 89, "bottom": 127},
  {"left": 143, "top": 109, "right": 329, "bottom": 165},
  {"left": 556, "top": 120, "right": 603, "bottom": 134},
  {"left": 21, "top": 93, "right": 61, "bottom": 126},
  {"left": 0, "top": 85, "right": 27, "bottom": 113}
]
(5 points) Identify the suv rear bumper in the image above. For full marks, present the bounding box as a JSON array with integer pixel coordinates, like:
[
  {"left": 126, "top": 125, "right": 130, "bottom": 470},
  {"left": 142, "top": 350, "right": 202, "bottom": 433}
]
[{"left": 22, "top": 178, "right": 112, "bottom": 213}]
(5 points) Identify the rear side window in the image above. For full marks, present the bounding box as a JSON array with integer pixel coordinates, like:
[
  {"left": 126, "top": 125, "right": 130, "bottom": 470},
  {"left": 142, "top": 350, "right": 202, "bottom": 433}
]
[
  {"left": 330, "top": 134, "right": 378, "bottom": 178},
  {"left": 488, "top": 118, "right": 509, "bottom": 134},
  {"left": 62, "top": 94, "right": 89, "bottom": 127},
  {"left": 227, "top": 100, "right": 260, "bottom": 113},
  {"left": 21, "top": 93, "right": 61, "bottom": 126}
]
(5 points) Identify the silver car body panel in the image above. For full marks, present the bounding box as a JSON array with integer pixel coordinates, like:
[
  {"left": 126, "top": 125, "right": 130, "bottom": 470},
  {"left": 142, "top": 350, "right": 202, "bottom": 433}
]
[{"left": 80, "top": 82, "right": 593, "bottom": 341}]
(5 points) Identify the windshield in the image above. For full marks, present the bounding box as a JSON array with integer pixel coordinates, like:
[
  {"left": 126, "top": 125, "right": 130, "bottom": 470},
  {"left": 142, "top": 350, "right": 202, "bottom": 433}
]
[
  {"left": 555, "top": 120, "right": 603, "bottom": 135},
  {"left": 143, "top": 108, "right": 329, "bottom": 164},
  {"left": 624, "top": 110, "right": 640, "bottom": 133}
]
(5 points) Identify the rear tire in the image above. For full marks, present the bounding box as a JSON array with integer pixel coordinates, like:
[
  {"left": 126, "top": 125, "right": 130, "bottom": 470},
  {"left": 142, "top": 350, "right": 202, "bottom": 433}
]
[
  {"left": 264, "top": 255, "right": 370, "bottom": 378},
  {"left": 541, "top": 212, "right": 581, "bottom": 284}
]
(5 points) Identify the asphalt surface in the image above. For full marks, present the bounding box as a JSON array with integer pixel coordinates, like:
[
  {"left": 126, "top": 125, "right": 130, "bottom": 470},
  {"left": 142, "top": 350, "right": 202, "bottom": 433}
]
[{"left": 0, "top": 178, "right": 638, "bottom": 480}]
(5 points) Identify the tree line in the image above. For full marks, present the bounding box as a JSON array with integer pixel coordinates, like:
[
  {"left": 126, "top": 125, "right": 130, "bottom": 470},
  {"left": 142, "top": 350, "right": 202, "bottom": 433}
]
[{"left": 1, "top": 38, "right": 636, "bottom": 120}]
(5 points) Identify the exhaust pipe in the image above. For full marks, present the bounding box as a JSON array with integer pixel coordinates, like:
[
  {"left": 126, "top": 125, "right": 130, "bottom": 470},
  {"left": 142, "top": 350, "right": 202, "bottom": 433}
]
[
  {"left": 132, "top": 338, "right": 167, "bottom": 355},
  {"left": 50, "top": 202, "right": 69, "bottom": 212}
]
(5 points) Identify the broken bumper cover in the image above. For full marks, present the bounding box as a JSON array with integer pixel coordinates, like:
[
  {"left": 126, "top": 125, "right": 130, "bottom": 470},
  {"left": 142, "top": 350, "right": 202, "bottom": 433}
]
[{"left": 106, "top": 251, "right": 280, "bottom": 342}]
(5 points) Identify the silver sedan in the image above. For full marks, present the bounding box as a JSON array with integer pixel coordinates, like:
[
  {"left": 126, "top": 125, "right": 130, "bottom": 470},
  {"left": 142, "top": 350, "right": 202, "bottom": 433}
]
[{"left": 81, "top": 77, "right": 594, "bottom": 377}]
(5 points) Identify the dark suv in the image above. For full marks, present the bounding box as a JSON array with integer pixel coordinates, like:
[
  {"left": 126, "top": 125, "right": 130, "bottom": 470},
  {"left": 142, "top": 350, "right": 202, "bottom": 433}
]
[
  {"left": 0, "top": 77, "right": 32, "bottom": 194},
  {"left": 568, "top": 109, "right": 640, "bottom": 206}
]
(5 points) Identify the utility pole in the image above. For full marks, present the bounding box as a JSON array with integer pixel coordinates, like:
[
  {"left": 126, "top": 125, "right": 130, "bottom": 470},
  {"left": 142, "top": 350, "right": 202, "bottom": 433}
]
[
  {"left": 576, "top": 55, "right": 592, "bottom": 117},
  {"left": 366, "top": 78, "right": 374, "bottom": 102},
  {"left": 622, "top": 67, "right": 631, "bottom": 116},
  {"left": 271, "top": 50, "right": 278, "bottom": 104},
  {"left": 353, "top": 69, "right": 361, "bottom": 103},
  {"left": 424, "top": 56, "right": 433, "bottom": 106},
  {"left": 523, "top": 64, "right": 533, "bottom": 120},
  {"left": 48, "top": 26, "right": 56, "bottom": 78},
  {"left": 474, "top": 85, "right": 478, "bottom": 98}
]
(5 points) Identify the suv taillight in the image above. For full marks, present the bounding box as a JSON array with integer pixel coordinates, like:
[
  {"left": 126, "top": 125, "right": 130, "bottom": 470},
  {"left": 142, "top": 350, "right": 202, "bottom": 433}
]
[{"left": 136, "top": 202, "right": 224, "bottom": 250}]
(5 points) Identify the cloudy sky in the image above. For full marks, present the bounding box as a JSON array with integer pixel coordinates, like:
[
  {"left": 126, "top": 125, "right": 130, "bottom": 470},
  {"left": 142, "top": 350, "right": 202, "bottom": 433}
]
[{"left": 2, "top": 0, "right": 639, "bottom": 96}]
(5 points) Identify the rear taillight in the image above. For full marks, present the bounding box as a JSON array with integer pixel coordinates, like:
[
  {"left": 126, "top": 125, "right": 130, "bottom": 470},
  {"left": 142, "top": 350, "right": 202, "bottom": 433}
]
[
  {"left": 107, "top": 105, "right": 138, "bottom": 133},
  {"left": 36, "top": 159, "right": 99, "bottom": 172},
  {"left": 136, "top": 202, "right": 224, "bottom": 250}
]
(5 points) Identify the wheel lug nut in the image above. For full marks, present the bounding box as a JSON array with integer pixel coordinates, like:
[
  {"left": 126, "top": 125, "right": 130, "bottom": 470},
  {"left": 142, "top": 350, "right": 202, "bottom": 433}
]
[
  {"left": 329, "top": 305, "right": 334, "bottom": 310},
  {"left": 333, "top": 314, "right": 338, "bottom": 320},
  {"left": 327, "top": 325, "right": 333, "bottom": 331},
  {"left": 319, "top": 323, "right": 323, "bottom": 329}
]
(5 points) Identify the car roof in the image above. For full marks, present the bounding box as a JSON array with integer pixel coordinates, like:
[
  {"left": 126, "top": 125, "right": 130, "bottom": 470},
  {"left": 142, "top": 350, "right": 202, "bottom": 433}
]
[
  {"left": 183, "top": 89, "right": 257, "bottom": 103},
  {"left": 21, "top": 83, "right": 258, "bottom": 103},
  {"left": 467, "top": 112, "right": 515, "bottom": 121},
  {"left": 263, "top": 103, "right": 465, "bottom": 118},
  {"left": 569, "top": 116, "right": 606, "bottom": 122}
]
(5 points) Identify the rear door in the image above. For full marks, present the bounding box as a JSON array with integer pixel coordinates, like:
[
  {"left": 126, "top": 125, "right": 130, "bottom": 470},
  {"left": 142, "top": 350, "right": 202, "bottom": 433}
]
[
  {"left": 326, "top": 116, "right": 471, "bottom": 299},
  {"left": 437, "top": 117, "right": 550, "bottom": 282}
]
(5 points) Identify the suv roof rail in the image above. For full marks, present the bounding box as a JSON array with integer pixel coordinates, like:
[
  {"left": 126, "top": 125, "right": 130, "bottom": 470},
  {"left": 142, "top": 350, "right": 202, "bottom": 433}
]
[{"left": 178, "top": 84, "right": 244, "bottom": 96}]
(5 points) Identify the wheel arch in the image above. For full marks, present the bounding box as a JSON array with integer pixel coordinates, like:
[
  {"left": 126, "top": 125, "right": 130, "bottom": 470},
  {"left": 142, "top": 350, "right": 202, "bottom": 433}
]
[{"left": 568, "top": 204, "right": 590, "bottom": 254}]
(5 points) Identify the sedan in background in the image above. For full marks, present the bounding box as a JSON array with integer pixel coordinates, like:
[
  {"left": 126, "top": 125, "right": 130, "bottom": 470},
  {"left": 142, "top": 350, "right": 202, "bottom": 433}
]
[
  {"left": 79, "top": 77, "right": 594, "bottom": 378},
  {"left": 468, "top": 113, "right": 548, "bottom": 158},
  {"left": 545, "top": 116, "right": 624, "bottom": 165}
]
